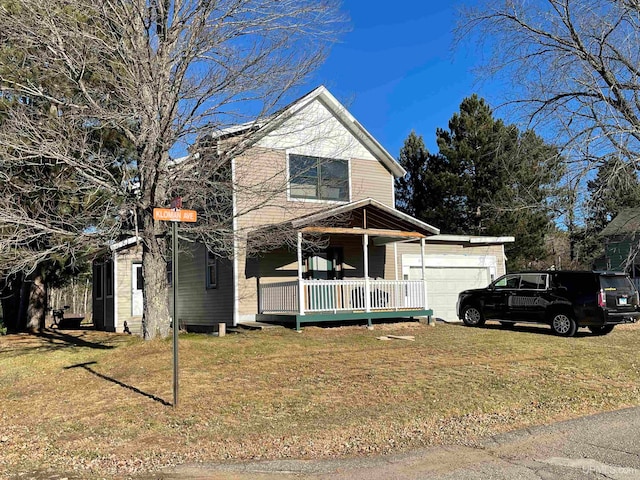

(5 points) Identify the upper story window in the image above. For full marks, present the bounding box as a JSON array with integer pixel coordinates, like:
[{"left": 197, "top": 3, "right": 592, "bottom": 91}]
[{"left": 289, "top": 154, "right": 349, "bottom": 202}]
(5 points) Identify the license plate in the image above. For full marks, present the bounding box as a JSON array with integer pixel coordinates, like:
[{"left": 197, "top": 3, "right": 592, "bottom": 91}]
[{"left": 618, "top": 297, "right": 628, "bottom": 305}]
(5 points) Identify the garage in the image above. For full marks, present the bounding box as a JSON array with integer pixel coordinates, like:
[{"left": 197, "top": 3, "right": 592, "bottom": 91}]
[
  {"left": 399, "top": 235, "right": 514, "bottom": 322},
  {"left": 407, "top": 264, "right": 492, "bottom": 321}
]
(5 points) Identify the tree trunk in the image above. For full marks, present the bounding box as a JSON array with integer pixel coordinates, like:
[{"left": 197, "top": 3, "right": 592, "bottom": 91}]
[
  {"left": 141, "top": 213, "right": 171, "bottom": 340},
  {"left": 26, "top": 271, "right": 47, "bottom": 332}
]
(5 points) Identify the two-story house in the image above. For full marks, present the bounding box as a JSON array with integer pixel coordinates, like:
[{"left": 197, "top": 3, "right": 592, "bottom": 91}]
[{"left": 93, "top": 86, "right": 513, "bottom": 334}]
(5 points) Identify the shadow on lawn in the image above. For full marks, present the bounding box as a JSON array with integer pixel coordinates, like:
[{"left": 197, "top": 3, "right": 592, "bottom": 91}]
[
  {"left": 36, "top": 328, "right": 116, "bottom": 350},
  {"left": 65, "top": 361, "right": 172, "bottom": 406},
  {"left": 452, "top": 322, "right": 594, "bottom": 337}
]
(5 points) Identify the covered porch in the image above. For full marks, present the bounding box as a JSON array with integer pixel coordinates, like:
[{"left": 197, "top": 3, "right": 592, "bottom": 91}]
[{"left": 252, "top": 198, "right": 439, "bottom": 330}]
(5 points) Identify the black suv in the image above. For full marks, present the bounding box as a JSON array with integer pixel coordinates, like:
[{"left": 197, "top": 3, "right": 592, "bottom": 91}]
[{"left": 457, "top": 271, "right": 640, "bottom": 336}]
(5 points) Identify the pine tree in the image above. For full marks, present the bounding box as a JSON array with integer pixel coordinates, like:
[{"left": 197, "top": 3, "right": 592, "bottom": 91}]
[{"left": 395, "top": 95, "right": 563, "bottom": 269}]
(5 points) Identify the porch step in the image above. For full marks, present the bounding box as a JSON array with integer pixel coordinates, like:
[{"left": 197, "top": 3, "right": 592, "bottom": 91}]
[{"left": 236, "top": 321, "right": 284, "bottom": 331}]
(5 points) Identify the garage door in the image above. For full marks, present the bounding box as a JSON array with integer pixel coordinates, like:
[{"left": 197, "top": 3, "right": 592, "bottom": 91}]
[{"left": 409, "top": 266, "right": 491, "bottom": 322}]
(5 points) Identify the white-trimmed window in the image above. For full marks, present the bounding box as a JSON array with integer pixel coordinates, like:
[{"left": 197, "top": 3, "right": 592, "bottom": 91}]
[
  {"left": 289, "top": 154, "right": 349, "bottom": 201},
  {"left": 206, "top": 251, "right": 217, "bottom": 289}
]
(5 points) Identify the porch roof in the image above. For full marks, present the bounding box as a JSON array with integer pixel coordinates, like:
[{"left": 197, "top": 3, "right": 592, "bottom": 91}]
[
  {"left": 249, "top": 198, "right": 439, "bottom": 248},
  {"left": 290, "top": 198, "right": 439, "bottom": 236}
]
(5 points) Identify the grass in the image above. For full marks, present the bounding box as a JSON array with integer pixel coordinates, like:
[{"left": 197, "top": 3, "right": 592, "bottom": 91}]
[{"left": 1, "top": 321, "right": 640, "bottom": 478}]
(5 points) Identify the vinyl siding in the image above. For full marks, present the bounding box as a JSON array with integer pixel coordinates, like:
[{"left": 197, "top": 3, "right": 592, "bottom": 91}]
[
  {"left": 233, "top": 145, "right": 396, "bottom": 320},
  {"left": 115, "top": 245, "right": 143, "bottom": 335},
  {"left": 169, "top": 243, "right": 235, "bottom": 329},
  {"left": 239, "top": 234, "right": 388, "bottom": 319},
  {"left": 395, "top": 242, "right": 508, "bottom": 278},
  {"left": 350, "top": 157, "right": 394, "bottom": 206}
]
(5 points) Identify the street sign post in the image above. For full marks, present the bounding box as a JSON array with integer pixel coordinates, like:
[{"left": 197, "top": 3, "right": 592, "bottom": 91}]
[{"left": 153, "top": 199, "right": 197, "bottom": 408}]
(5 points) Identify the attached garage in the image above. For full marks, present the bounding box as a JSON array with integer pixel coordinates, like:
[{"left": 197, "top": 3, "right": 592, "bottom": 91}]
[{"left": 398, "top": 235, "right": 514, "bottom": 322}]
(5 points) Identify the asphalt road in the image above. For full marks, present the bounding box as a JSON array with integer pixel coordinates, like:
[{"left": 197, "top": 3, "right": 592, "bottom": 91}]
[{"left": 161, "top": 406, "right": 640, "bottom": 479}]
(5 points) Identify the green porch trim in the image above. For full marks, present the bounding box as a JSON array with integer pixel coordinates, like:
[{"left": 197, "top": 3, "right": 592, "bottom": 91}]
[
  {"left": 256, "top": 309, "right": 433, "bottom": 331},
  {"left": 295, "top": 309, "right": 433, "bottom": 331}
]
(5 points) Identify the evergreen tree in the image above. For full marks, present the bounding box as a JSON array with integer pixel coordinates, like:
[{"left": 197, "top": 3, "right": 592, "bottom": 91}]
[
  {"left": 396, "top": 95, "right": 563, "bottom": 269},
  {"left": 395, "top": 131, "right": 430, "bottom": 219}
]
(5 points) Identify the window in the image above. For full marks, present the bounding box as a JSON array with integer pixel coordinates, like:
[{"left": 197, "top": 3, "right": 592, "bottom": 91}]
[
  {"left": 95, "top": 263, "right": 103, "bottom": 300},
  {"left": 206, "top": 251, "right": 217, "bottom": 289},
  {"left": 289, "top": 154, "right": 349, "bottom": 201},
  {"left": 519, "top": 273, "right": 547, "bottom": 290},
  {"left": 135, "top": 263, "right": 144, "bottom": 291},
  {"left": 105, "top": 260, "right": 113, "bottom": 297},
  {"left": 494, "top": 274, "right": 520, "bottom": 289}
]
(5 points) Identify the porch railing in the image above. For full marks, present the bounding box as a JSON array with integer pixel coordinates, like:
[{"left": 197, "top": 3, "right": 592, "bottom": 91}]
[
  {"left": 260, "top": 281, "right": 299, "bottom": 313},
  {"left": 259, "top": 279, "right": 426, "bottom": 314}
]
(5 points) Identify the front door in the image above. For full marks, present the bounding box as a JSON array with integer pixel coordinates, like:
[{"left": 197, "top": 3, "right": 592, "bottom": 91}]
[
  {"left": 132, "top": 263, "right": 143, "bottom": 316},
  {"left": 304, "top": 247, "right": 344, "bottom": 280}
]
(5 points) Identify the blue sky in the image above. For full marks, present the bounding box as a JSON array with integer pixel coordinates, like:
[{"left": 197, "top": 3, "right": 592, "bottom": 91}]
[{"left": 303, "top": 0, "right": 495, "bottom": 158}]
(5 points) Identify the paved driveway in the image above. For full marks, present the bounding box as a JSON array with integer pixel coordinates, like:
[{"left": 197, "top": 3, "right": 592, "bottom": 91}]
[{"left": 162, "top": 406, "right": 640, "bottom": 479}]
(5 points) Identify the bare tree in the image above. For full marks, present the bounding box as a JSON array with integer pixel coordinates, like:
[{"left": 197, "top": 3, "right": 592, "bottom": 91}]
[
  {"left": 0, "top": 0, "right": 344, "bottom": 338},
  {"left": 458, "top": 0, "right": 640, "bottom": 225}
]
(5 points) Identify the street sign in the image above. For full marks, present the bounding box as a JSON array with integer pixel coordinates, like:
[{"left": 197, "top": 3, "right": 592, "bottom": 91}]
[
  {"left": 153, "top": 208, "right": 197, "bottom": 222},
  {"left": 152, "top": 202, "right": 198, "bottom": 408}
]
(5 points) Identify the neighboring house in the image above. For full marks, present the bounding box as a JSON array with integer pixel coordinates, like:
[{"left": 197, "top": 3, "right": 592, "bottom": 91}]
[
  {"left": 92, "top": 86, "right": 514, "bottom": 334},
  {"left": 596, "top": 208, "right": 640, "bottom": 285}
]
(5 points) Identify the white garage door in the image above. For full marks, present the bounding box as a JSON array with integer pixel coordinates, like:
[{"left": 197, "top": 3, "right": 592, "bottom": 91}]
[{"left": 409, "top": 266, "right": 491, "bottom": 322}]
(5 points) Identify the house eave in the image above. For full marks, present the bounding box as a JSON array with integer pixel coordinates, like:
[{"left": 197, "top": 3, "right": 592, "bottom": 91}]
[
  {"left": 426, "top": 234, "right": 515, "bottom": 244},
  {"left": 291, "top": 198, "right": 440, "bottom": 235}
]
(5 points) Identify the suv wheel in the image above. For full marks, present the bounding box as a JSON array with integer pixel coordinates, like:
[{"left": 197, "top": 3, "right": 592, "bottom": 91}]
[
  {"left": 588, "top": 325, "right": 615, "bottom": 336},
  {"left": 461, "top": 305, "right": 485, "bottom": 327},
  {"left": 550, "top": 312, "right": 577, "bottom": 337}
]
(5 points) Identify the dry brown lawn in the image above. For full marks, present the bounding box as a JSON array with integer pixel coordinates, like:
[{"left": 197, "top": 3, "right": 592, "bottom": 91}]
[{"left": 1, "top": 321, "right": 639, "bottom": 479}]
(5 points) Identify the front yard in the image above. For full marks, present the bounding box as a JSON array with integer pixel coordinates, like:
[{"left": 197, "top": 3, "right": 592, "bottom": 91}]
[{"left": 1, "top": 321, "right": 639, "bottom": 479}]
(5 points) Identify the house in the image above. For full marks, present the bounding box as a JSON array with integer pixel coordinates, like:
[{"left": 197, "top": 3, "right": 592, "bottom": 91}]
[
  {"left": 92, "top": 86, "right": 514, "bottom": 334},
  {"left": 596, "top": 208, "right": 640, "bottom": 285}
]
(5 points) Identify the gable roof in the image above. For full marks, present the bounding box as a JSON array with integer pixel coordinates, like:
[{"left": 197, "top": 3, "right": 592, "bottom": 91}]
[
  {"left": 208, "top": 86, "right": 407, "bottom": 178},
  {"left": 291, "top": 197, "right": 439, "bottom": 235},
  {"left": 600, "top": 208, "right": 640, "bottom": 236},
  {"left": 248, "top": 198, "right": 440, "bottom": 251}
]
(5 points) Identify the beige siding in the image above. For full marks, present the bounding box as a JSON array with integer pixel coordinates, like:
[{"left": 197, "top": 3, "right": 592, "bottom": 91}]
[
  {"left": 395, "top": 242, "right": 508, "bottom": 278},
  {"left": 115, "top": 245, "right": 143, "bottom": 335},
  {"left": 234, "top": 149, "right": 395, "bottom": 231},
  {"left": 234, "top": 145, "right": 397, "bottom": 320},
  {"left": 238, "top": 235, "right": 389, "bottom": 319},
  {"left": 350, "top": 157, "right": 394, "bottom": 206}
]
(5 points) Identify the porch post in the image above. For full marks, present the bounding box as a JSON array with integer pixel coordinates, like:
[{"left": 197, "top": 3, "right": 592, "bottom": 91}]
[
  {"left": 297, "top": 232, "right": 305, "bottom": 316},
  {"left": 420, "top": 237, "right": 428, "bottom": 310},
  {"left": 364, "top": 233, "right": 371, "bottom": 313}
]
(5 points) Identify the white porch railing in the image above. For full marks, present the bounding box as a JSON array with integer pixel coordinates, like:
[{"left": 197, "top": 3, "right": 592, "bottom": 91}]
[
  {"left": 259, "top": 279, "right": 426, "bottom": 314},
  {"left": 260, "top": 281, "right": 300, "bottom": 313}
]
